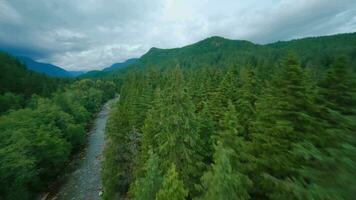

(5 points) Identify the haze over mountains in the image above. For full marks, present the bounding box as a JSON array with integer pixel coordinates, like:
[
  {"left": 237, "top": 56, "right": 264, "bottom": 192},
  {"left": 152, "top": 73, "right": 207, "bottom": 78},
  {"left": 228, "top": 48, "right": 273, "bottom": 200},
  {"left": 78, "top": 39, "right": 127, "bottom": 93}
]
[
  {"left": 17, "top": 57, "right": 81, "bottom": 77},
  {"left": 1, "top": 30, "right": 356, "bottom": 199},
  {"left": 2, "top": 32, "right": 355, "bottom": 79},
  {"left": 1, "top": 1, "right": 356, "bottom": 199},
  {"left": 0, "top": 51, "right": 138, "bottom": 78}
]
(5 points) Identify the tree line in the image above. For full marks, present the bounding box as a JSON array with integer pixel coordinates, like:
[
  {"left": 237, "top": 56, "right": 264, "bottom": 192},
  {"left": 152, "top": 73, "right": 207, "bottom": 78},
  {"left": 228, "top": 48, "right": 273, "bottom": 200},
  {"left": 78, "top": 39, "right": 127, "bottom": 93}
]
[
  {"left": 0, "top": 79, "right": 116, "bottom": 199},
  {"left": 0, "top": 52, "right": 73, "bottom": 114},
  {"left": 102, "top": 53, "right": 356, "bottom": 199}
]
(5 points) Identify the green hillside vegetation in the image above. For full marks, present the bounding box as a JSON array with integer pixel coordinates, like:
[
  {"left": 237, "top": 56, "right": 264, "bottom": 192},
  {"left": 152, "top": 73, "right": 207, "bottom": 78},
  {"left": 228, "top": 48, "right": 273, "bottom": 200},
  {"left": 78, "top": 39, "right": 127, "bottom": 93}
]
[
  {"left": 102, "top": 33, "right": 356, "bottom": 199},
  {"left": 0, "top": 52, "right": 72, "bottom": 114},
  {"left": 0, "top": 51, "right": 119, "bottom": 199}
]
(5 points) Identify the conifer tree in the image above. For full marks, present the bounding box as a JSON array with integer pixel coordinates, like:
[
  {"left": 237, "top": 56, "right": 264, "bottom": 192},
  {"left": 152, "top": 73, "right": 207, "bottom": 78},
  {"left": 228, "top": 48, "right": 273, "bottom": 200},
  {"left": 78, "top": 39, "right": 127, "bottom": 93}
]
[
  {"left": 219, "top": 68, "right": 239, "bottom": 105},
  {"left": 218, "top": 100, "right": 253, "bottom": 172},
  {"left": 196, "top": 101, "right": 216, "bottom": 163},
  {"left": 198, "top": 141, "right": 251, "bottom": 200},
  {"left": 292, "top": 56, "right": 356, "bottom": 199},
  {"left": 156, "top": 164, "right": 188, "bottom": 200},
  {"left": 131, "top": 151, "right": 162, "bottom": 200},
  {"left": 235, "top": 68, "right": 258, "bottom": 139},
  {"left": 320, "top": 56, "right": 356, "bottom": 116},
  {"left": 142, "top": 67, "right": 203, "bottom": 193},
  {"left": 251, "top": 54, "right": 321, "bottom": 198}
]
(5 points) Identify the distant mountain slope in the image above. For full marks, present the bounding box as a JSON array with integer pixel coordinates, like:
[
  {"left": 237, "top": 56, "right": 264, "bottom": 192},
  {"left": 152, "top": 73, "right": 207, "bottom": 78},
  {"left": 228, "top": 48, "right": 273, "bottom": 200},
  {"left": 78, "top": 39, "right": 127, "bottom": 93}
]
[
  {"left": 79, "top": 70, "right": 107, "bottom": 79},
  {"left": 103, "top": 58, "right": 138, "bottom": 72},
  {"left": 79, "top": 32, "right": 356, "bottom": 80},
  {"left": 139, "top": 33, "right": 356, "bottom": 69},
  {"left": 68, "top": 71, "right": 86, "bottom": 77},
  {"left": 17, "top": 57, "right": 74, "bottom": 77},
  {"left": 0, "top": 51, "right": 71, "bottom": 96},
  {"left": 79, "top": 58, "right": 138, "bottom": 78}
]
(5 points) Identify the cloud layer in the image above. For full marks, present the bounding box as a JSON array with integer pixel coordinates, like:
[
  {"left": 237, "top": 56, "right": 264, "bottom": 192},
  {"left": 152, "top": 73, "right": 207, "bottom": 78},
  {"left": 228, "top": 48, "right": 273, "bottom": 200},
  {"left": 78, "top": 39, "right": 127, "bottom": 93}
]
[{"left": 1, "top": 0, "right": 355, "bottom": 70}]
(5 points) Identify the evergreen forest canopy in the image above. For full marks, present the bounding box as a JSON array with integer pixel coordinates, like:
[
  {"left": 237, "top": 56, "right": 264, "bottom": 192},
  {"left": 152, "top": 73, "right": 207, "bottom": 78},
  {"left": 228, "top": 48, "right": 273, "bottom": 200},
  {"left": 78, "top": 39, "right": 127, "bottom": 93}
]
[
  {"left": 0, "top": 52, "right": 117, "bottom": 199},
  {"left": 102, "top": 32, "right": 356, "bottom": 200},
  {"left": 0, "top": 32, "right": 355, "bottom": 200}
]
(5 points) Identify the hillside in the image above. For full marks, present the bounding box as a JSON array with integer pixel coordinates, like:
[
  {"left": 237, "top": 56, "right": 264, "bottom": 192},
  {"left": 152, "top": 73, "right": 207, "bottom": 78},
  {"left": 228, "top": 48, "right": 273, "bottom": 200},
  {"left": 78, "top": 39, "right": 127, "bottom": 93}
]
[
  {"left": 90, "top": 33, "right": 355, "bottom": 81},
  {"left": 79, "top": 58, "right": 138, "bottom": 78},
  {"left": 0, "top": 52, "right": 71, "bottom": 113},
  {"left": 17, "top": 57, "right": 76, "bottom": 77},
  {"left": 102, "top": 32, "right": 356, "bottom": 200},
  {"left": 103, "top": 58, "right": 138, "bottom": 72}
]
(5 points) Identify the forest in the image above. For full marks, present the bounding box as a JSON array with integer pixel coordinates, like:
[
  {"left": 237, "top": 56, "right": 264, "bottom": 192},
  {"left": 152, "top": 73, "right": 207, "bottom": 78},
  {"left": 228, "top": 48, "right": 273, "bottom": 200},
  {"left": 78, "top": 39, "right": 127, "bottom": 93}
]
[
  {"left": 0, "top": 32, "right": 355, "bottom": 200},
  {"left": 102, "top": 33, "right": 356, "bottom": 200},
  {"left": 0, "top": 52, "right": 116, "bottom": 199}
]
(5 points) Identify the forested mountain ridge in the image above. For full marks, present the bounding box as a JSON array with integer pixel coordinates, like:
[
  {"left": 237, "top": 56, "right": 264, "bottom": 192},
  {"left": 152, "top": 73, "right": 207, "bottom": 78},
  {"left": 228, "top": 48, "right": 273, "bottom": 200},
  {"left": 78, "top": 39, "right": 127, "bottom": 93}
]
[
  {"left": 91, "top": 32, "right": 356, "bottom": 82},
  {"left": 79, "top": 58, "right": 139, "bottom": 79},
  {"left": 141, "top": 32, "right": 356, "bottom": 69},
  {"left": 0, "top": 52, "right": 72, "bottom": 114},
  {"left": 103, "top": 58, "right": 139, "bottom": 72},
  {"left": 16, "top": 56, "right": 83, "bottom": 77},
  {"left": 102, "top": 32, "right": 356, "bottom": 200}
]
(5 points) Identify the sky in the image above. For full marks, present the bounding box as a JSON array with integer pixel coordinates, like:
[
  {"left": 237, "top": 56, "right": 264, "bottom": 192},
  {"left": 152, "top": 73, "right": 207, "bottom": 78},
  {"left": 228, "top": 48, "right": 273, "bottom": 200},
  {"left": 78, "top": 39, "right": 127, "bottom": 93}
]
[{"left": 0, "top": 0, "right": 356, "bottom": 71}]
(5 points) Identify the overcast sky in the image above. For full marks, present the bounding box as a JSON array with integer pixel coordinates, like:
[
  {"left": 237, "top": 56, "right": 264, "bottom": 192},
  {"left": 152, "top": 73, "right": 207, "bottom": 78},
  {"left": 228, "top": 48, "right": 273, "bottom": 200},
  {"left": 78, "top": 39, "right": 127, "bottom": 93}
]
[{"left": 1, "top": 0, "right": 355, "bottom": 71}]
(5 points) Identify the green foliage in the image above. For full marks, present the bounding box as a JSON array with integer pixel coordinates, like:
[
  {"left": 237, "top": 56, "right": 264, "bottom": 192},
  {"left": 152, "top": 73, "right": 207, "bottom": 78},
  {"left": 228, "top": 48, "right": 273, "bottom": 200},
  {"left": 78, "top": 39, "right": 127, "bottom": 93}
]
[
  {"left": 0, "top": 79, "right": 116, "bottom": 199},
  {"left": 235, "top": 68, "right": 258, "bottom": 139},
  {"left": 142, "top": 68, "right": 203, "bottom": 191},
  {"left": 198, "top": 141, "right": 251, "bottom": 200},
  {"left": 155, "top": 164, "right": 188, "bottom": 200},
  {"left": 0, "top": 52, "right": 72, "bottom": 114},
  {"left": 250, "top": 54, "right": 321, "bottom": 199},
  {"left": 0, "top": 92, "right": 23, "bottom": 113},
  {"left": 101, "top": 33, "right": 356, "bottom": 200},
  {"left": 131, "top": 151, "right": 162, "bottom": 200}
]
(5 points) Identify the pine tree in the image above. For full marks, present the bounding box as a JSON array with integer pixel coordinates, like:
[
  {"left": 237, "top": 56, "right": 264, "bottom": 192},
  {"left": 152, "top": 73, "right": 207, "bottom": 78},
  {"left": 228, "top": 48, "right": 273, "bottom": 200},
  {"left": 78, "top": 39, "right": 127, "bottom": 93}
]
[
  {"left": 142, "top": 67, "right": 203, "bottom": 193},
  {"left": 156, "top": 164, "right": 188, "bottom": 200},
  {"left": 219, "top": 68, "right": 239, "bottom": 105},
  {"left": 131, "top": 151, "right": 162, "bottom": 200},
  {"left": 218, "top": 101, "right": 254, "bottom": 172},
  {"left": 198, "top": 141, "right": 252, "bottom": 200},
  {"left": 235, "top": 68, "right": 258, "bottom": 140},
  {"left": 293, "top": 56, "right": 356, "bottom": 199},
  {"left": 320, "top": 56, "right": 356, "bottom": 116},
  {"left": 196, "top": 101, "right": 216, "bottom": 164},
  {"left": 251, "top": 54, "right": 321, "bottom": 199}
]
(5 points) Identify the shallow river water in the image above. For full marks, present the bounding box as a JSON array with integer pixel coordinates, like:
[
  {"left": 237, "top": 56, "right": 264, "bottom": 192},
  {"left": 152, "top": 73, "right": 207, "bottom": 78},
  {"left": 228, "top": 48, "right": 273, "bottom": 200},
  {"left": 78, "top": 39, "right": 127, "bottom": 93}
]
[{"left": 49, "top": 98, "right": 117, "bottom": 200}]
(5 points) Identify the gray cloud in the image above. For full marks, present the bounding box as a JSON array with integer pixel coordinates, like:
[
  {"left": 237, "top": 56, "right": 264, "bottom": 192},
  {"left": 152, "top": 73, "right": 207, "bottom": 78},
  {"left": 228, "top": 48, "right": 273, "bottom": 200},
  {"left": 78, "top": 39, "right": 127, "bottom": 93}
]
[{"left": 0, "top": 0, "right": 355, "bottom": 70}]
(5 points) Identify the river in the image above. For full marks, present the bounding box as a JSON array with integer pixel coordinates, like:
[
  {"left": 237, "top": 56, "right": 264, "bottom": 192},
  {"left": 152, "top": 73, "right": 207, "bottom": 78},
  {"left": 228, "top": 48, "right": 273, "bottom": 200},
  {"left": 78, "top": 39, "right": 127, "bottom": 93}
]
[{"left": 47, "top": 97, "right": 118, "bottom": 200}]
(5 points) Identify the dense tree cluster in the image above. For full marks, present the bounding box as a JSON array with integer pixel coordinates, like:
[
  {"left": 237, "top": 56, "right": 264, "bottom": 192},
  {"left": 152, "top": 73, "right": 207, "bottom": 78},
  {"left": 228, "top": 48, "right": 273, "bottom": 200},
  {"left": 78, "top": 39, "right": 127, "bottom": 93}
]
[
  {"left": 0, "top": 52, "right": 72, "bottom": 114},
  {"left": 0, "top": 79, "right": 116, "bottom": 199},
  {"left": 102, "top": 33, "right": 356, "bottom": 200},
  {"left": 1, "top": 33, "right": 355, "bottom": 199}
]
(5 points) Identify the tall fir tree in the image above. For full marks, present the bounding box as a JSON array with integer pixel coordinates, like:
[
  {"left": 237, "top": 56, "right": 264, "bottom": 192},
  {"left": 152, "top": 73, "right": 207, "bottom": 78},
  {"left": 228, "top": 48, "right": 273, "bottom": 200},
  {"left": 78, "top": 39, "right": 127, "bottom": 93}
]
[
  {"left": 219, "top": 68, "right": 239, "bottom": 105},
  {"left": 251, "top": 54, "right": 322, "bottom": 199},
  {"left": 141, "top": 67, "right": 203, "bottom": 195},
  {"left": 320, "top": 56, "right": 356, "bottom": 116},
  {"left": 292, "top": 56, "right": 356, "bottom": 199},
  {"left": 131, "top": 151, "right": 162, "bottom": 200},
  {"left": 196, "top": 101, "right": 216, "bottom": 164},
  {"left": 235, "top": 68, "right": 259, "bottom": 140},
  {"left": 198, "top": 141, "right": 252, "bottom": 200},
  {"left": 218, "top": 100, "right": 254, "bottom": 174},
  {"left": 155, "top": 164, "right": 188, "bottom": 200}
]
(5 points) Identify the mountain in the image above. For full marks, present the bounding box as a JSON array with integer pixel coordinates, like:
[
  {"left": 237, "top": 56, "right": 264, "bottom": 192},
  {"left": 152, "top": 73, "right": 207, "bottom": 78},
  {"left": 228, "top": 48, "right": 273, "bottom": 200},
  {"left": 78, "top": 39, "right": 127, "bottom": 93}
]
[
  {"left": 103, "top": 58, "right": 138, "bottom": 72},
  {"left": 79, "top": 70, "right": 106, "bottom": 78},
  {"left": 78, "top": 32, "right": 356, "bottom": 80},
  {"left": 17, "top": 57, "right": 74, "bottom": 77},
  {"left": 0, "top": 52, "right": 71, "bottom": 96},
  {"left": 79, "top": 58, "right": 138, "bottom": 78},
  {"left": 68, "top": 71, "right": 86, "bottom": 77}
]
